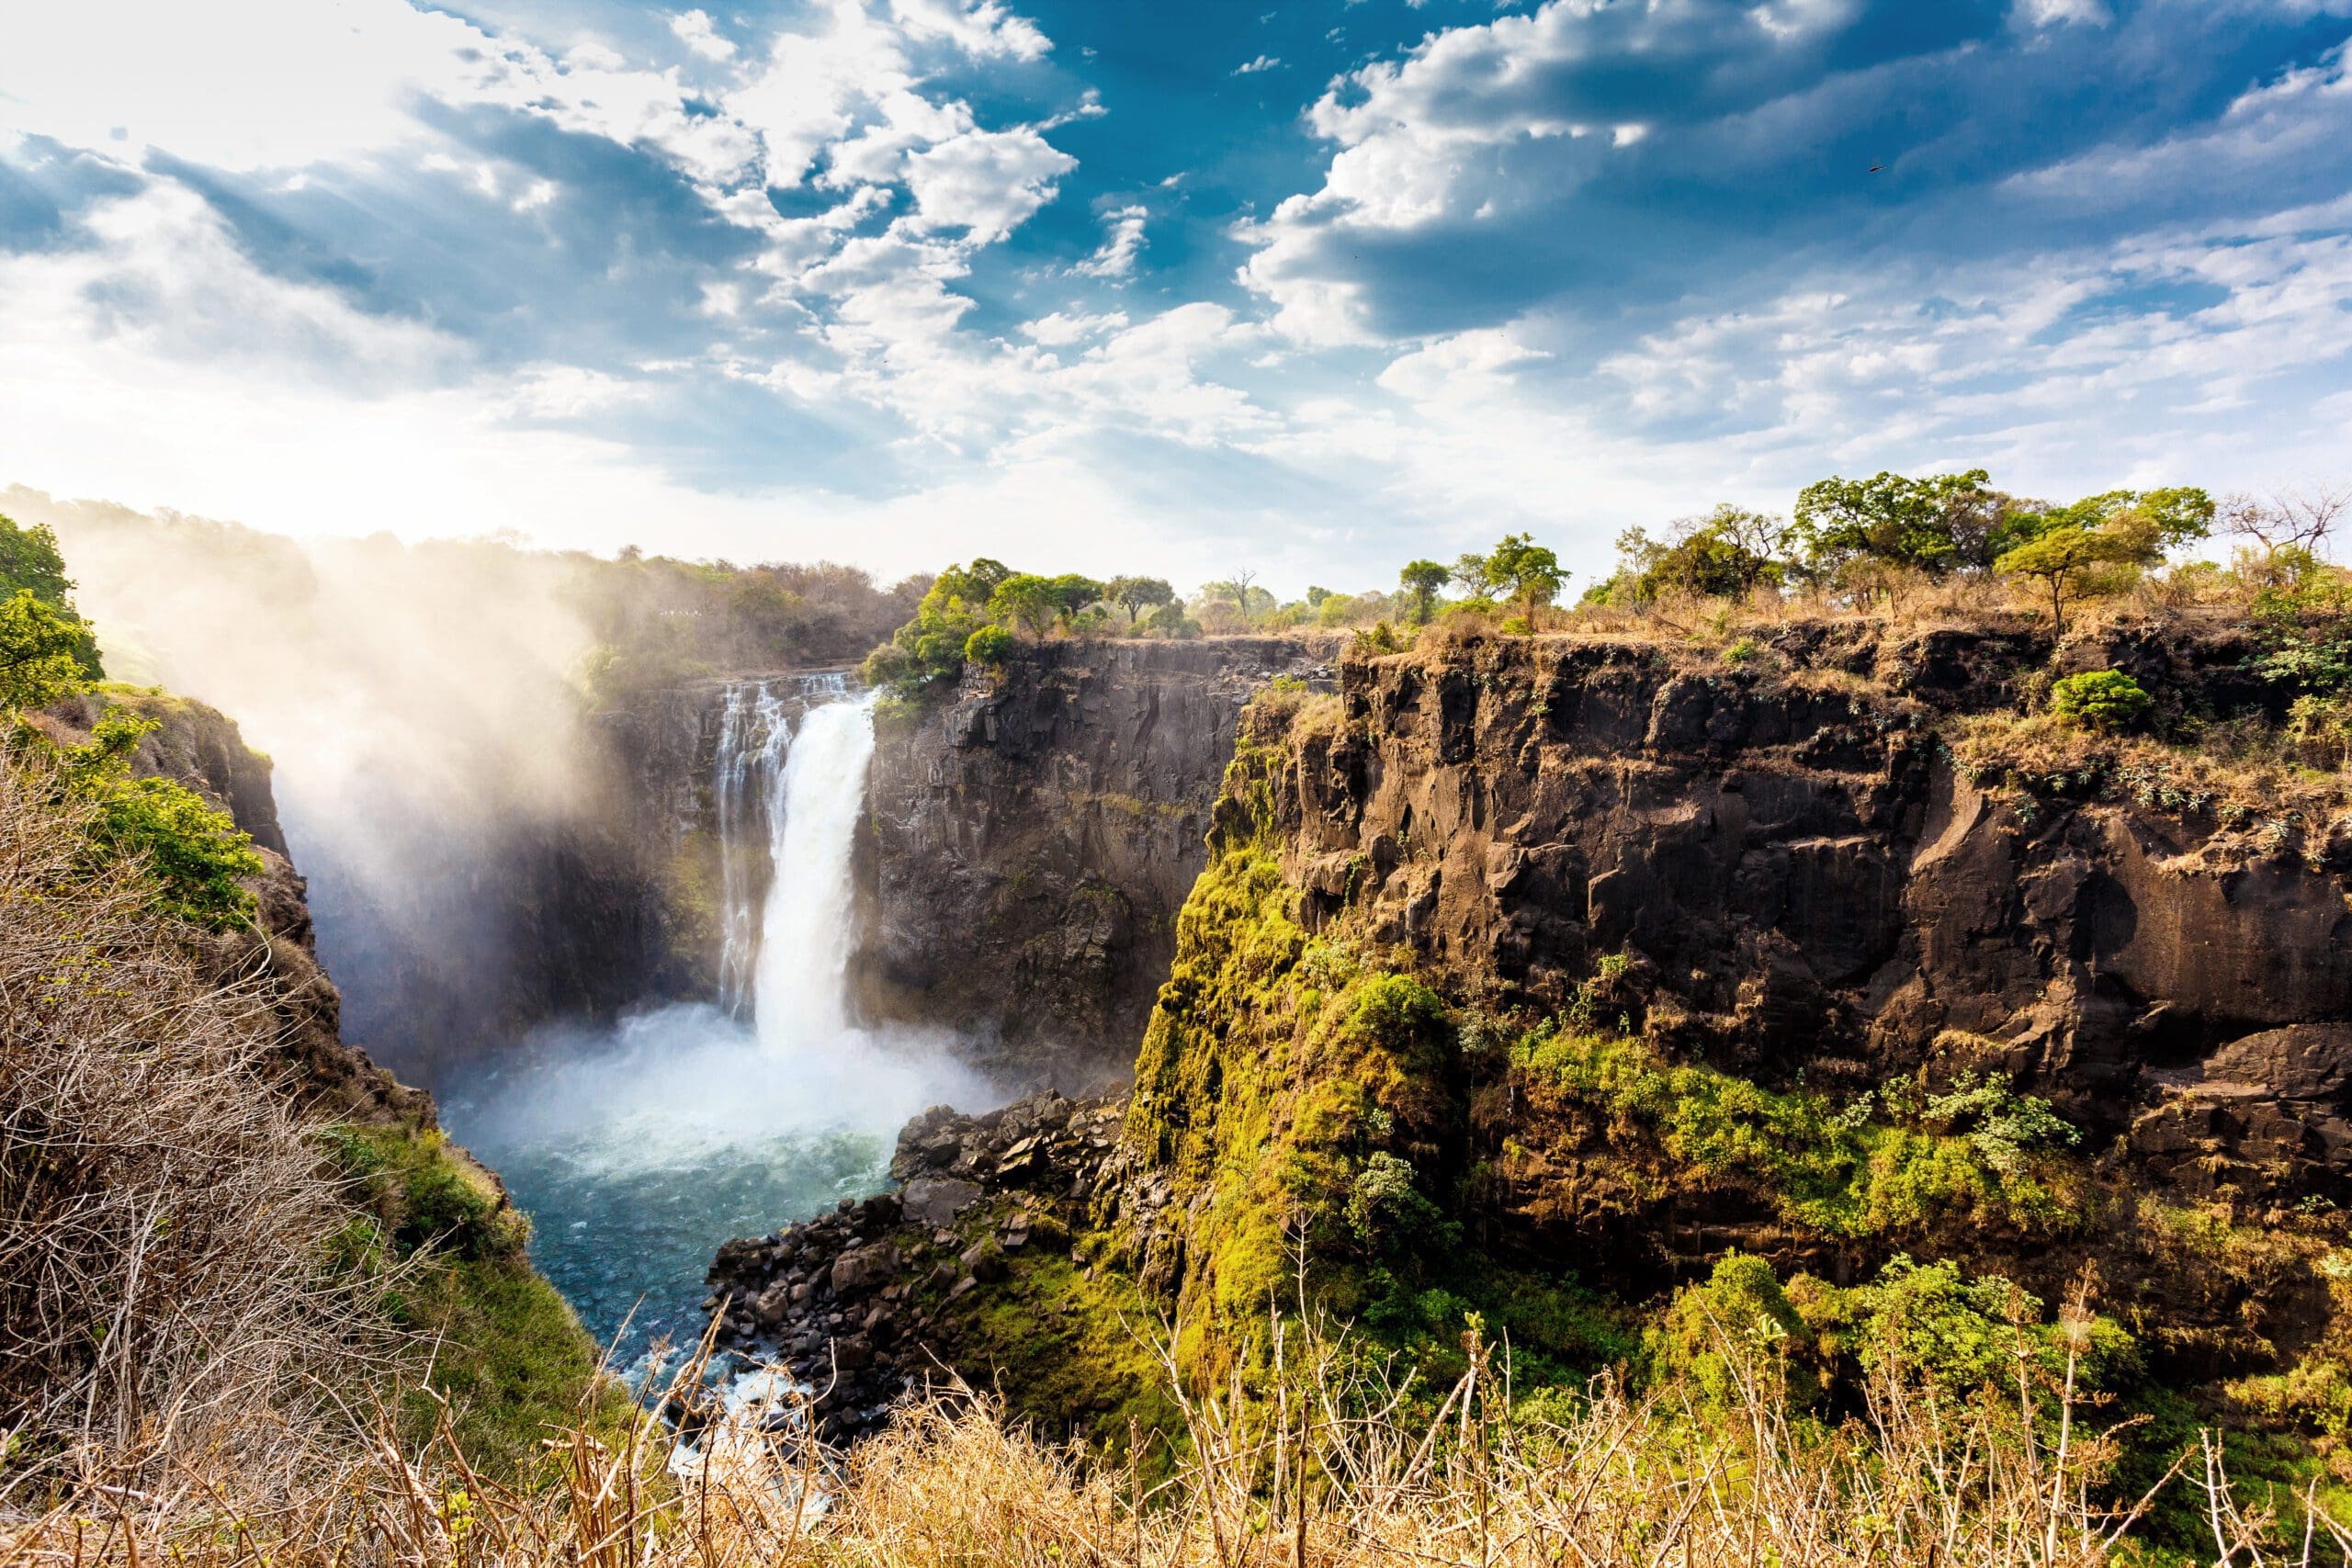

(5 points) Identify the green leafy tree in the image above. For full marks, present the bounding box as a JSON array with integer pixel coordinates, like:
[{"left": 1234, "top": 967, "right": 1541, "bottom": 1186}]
[
  {"left": 2048, "top": 671, "right": 2152, "bottom": 731},
  {"left": 1046, "top": 573, "right": 1104, "bottom": 629},
  {"left": 1793, "top": 469, "right": 1998, "bottom": 580},
  {"left": 1453, "top": 533, "right": 1566, "bottom": 608},
  {"left": 64, "top": 712, "right": 264, "bottom": 929},
  {"left": 1104, "top": 575, "right": 1176, "bottom": 626},
  {"left": 1995, "top": 515, "right": 2164, "bottom": 636},
  {"left": 1398, "top": 559, "right": 1449, "bottom": 624},
  {"left": 0, "top": 589, "right": 91, "bottom": 710},
  {"left": 988, "top": 573, "right": 1062, "bottom": 638},
  {"left": 0, "top": 514, "right": 103, "bottom": 679},
  {"left": 2004, "top": 488, "right": 2213, "bottom": 557},
  {"left": 863, "top": 558, "right": 1016, "bottom": 692},
  {"left": 1618, "top": 505, "right": 1791, "bottom": 602}
]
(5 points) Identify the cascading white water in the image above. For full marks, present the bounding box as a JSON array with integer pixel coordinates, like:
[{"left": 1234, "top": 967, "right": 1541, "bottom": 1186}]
[
  {"left": 437, "top": 672, "right": 987, "bottom": 1362},
  {"left": 711, "top": 674, "right": 867, "bottom": 1038},
  {"left": 712, "top": 683, "right": 786, "bottom": 1017},
  {"left": 751, "top": 690, "right": 875, "bottom": 1050}
]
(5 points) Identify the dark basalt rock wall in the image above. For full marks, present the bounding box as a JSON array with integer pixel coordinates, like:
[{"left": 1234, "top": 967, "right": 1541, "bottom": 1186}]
[
  {"left": 1276, "top": 624, "right": 2349, "bottom": 1195},
  {"left": 854, "top": 638, "right": 1329, "bottom": 1086}
]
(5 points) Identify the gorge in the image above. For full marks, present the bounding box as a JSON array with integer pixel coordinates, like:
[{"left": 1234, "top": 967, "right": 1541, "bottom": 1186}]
[{"left": 31, "top": 508, "right": 2352, "bottom": 1529}]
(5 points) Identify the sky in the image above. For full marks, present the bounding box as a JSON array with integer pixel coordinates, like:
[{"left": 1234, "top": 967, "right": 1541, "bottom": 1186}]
[{"left": 3, "top": 0, "right": 2351, "bottom": 593}]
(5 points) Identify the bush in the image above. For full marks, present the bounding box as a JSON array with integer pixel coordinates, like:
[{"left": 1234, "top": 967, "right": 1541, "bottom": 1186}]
[
  {"left": 1645, "top": 1253, "right": 1819, "bottom": 1409},
  {"left": 64, "top": 712, "right": 264, "bottom": 929},
  {"left": 2049, "top": 670, "right": 2151, "bottom": 730},
  {"left": 964, "top": 624, "right": 1017, "bottom": 668}
]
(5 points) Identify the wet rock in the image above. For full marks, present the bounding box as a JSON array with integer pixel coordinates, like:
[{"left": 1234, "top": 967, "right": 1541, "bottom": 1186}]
[{"left": 902, "top": 1176, "right": 983, "bottom": 1226}]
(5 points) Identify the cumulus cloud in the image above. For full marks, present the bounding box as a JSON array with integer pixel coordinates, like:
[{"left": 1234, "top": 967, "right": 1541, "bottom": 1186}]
[
  {"left": 3, "top": 0, "right": 2350, "bottom": 599},
  {"left": 669, "top": 9, "right": 737, "bottom": 61},
  {"left": 903, "top": 128, "right": 1076, "bottom": 241}
]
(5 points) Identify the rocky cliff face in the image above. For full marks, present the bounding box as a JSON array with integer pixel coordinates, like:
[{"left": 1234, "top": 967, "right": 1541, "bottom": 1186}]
[
  {"left": 1283, "top": 624, "right": 2331, "bottom": 1130},
  {"left": 854, "top": 638, "right": 1328, "bottom": 1085}
]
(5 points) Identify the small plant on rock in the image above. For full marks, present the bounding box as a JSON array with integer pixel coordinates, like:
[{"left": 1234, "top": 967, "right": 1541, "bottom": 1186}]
[{"left": 2049, "top": 670, "right": 2151, "bottom": 731}]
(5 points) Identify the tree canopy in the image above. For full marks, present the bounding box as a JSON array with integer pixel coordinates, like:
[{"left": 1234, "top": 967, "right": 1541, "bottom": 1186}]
[
  {"left": 1453, "top": 533, "right": 1567, "bottom": 607},
  {"left": 0, "top": 514, "right": 103, "bottom": 680}
]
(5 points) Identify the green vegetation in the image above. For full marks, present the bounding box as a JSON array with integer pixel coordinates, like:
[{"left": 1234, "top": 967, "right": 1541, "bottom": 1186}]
[
  {"left": 2048, "top": 670, "right": 2153, "bottom": 730},
  {"left": 1452, "top": 532, "right": 1567, "bottom": 610},
  {"left": 55, "top": 711, "right": 265, "bottom": 929},
  {"left": 0, "top": 513, "right": 103, "bottom": 680},
  {"left": 1510, "top": 1027, "right": 2081, "bottom": 1237},
  {"left": 323, "top": 1122, "right": 623, "bottom": 1471},
  {"left": 572, "top": 547, "right": 922, "bottom": 705},
  {"left": 0, "top": 589, "right": 94, "bottom": 710}
]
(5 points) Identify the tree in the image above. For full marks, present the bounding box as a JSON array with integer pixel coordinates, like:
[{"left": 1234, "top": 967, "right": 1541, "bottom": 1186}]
[
  {"left": 1398, "top": 559, "right": 1449, "bottom": 624},
  {"left": 1305, "top": 585, "right": 1333, "bottom": 610},
  {"left": 1454, "top": 533, "right": 1566, "bottom": 607},
  {"left": 1995, "top": 515, "right": 2161, "bottom": 637},
  {"left": 0, "top": 514, "right": 102, "bottom": 678},
  {"left": 2222, "top": 483, "right": 2346, "bottom": 557},
  {"left": 1104, "top": 575, "right": 1176, "bottom": 626},
  {"left": 2005, "top": 488, "right": 2213, "bottom": 556},
  {"left": 1618, "top": 505, "right": 1791, "bottom": 602},
  {"left": 1046, "top": 573, "right": 1104, "bottom": 629},
  {"left": 0, "top": 589, "right": 89, "bottom": 710},
  {"left": 963, "top": 624, "right": 1016, "bottom": 667},
  {"left": 988, "top": 573, "right": 1061, "bottom": 637},
  {"left": 1793, "top": 469, "right": 1997, "bottom": 581}
]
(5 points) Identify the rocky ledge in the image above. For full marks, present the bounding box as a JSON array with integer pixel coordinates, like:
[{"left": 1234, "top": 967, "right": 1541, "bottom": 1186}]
[{"left": 705, "top": 1089, "right": 1139, "bottom": 1441}]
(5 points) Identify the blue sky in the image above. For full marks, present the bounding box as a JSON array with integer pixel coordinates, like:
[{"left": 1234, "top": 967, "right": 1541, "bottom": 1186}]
[{"left": 3, "top": 0, "right": 2350, "bottom": 592}]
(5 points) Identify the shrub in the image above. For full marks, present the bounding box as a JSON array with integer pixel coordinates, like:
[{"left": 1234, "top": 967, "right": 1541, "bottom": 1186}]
[
  {"left": 963, "top": 623, "right": 1017, "bottom": 668},
  {"left": 1645, "top": 1253, "right": 1819, "bottom": 1409},
  {"left": 2049, "top": 670, "right": 2151, "bottom": 730},
  {"left": 64, "top": 711, "right": 264, "bottom": 929},
  {"left": 1923, "top": 1069, "right": 2080, "bottom": 1177},
  {"left": 1345, "top": 1151, "right": 1454, "bottom": 1253}
]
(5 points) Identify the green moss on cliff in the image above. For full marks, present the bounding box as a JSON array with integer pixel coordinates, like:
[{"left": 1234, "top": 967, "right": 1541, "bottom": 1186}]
[
  {"left": 1509, "top": 1027, "right": 2084, "bottom": 1239},
  {"left": 325, "top": 1122, "right": 627, "bottom": 1472}
]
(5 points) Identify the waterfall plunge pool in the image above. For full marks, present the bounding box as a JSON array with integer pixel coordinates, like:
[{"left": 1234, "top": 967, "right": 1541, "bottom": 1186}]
[
  {"left": 437, "top": 1005, "right": 988, "bottom": 1363},
  {"left": 436, "top": 683, "right": 998, "bottom": 1367}
]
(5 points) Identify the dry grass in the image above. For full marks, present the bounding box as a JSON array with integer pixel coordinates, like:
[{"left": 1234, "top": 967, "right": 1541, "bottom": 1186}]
[
  {"left": 0, "top": 753, "right": 397, "bottom": 1501},
  {"left": 6, "top": 1293, "right": 2343, "bottom": 1568}
]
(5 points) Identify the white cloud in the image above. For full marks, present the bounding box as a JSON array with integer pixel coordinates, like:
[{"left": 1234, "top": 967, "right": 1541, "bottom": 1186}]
[
  {"left": 1021, "top": 310, "right": 1129, "bottom": 345},
  {"left": 1232, "top": 54, "right": 1283, "bottom": 74},
  {"left": 669, "top": 9, "right": 737, "bottom": 60},
  {"left": 902, "top": 128, "right": 1076, "bottom": 241},
  {"left": 1075, "top": 206, "right": 1149, "bottom": 278}
]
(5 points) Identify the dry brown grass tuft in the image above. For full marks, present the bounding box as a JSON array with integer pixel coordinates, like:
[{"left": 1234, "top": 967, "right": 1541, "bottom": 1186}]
[{"left": 0, "top": 753, "right": 398, "bottom": 1503}]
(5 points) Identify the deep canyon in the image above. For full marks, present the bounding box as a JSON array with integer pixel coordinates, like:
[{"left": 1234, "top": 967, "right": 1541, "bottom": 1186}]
[{"left": 65, "top": 553, "right": 2352, "bottom": 1480}]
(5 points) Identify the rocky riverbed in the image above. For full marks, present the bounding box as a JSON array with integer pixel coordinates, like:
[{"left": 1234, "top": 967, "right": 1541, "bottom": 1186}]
[{"left": 704, "top": 1089, "right": 1150, "bottom": 1441}]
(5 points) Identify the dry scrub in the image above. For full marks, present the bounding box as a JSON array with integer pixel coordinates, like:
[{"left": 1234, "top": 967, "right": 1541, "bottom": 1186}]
[
  {"left": 0, "top": 755, "right": 391, "bottom": 1498},
  {"left": 6, "top": 1301, "right": 2343, "bottom": 1568}
]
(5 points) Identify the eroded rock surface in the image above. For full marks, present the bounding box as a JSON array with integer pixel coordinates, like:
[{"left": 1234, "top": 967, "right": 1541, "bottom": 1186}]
[{"left": 854, "top": 638, "right": 1328, "bottom": 1084}]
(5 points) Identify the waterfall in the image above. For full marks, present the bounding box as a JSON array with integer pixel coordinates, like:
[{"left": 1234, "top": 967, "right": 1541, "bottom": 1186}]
[
  {"left": 435, "top": 671, "right": 986, "bottom": 1359},
  {"left": 711, "top": 674, "right": 871, "bottom": 1045},
  {"left": 751, "top": 692, "right": 875, "bottom": 1050}
]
